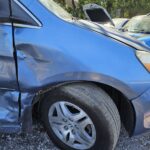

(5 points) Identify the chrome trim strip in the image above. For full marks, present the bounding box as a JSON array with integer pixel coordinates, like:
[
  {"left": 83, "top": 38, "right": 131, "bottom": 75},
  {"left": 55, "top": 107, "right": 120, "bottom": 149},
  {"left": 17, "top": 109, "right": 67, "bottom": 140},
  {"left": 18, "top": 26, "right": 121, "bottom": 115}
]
[
  {"left": 0, "top": 23, "right": 12, "bottom": 26},
  {"left": 13, "top": 0, "right": 42, "bottom": 28},
  {"left": 14, "top": 23, "right": 41, "bottom": 29},
  {"left": 0, "top": 23, "right": 41, "bottom": 29}
]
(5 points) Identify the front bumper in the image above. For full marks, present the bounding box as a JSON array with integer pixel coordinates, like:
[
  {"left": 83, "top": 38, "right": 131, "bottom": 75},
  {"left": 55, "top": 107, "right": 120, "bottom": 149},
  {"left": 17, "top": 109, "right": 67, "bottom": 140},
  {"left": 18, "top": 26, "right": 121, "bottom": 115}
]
[{"left": 132, "top": 88, "right": 150, "bottom": 135}]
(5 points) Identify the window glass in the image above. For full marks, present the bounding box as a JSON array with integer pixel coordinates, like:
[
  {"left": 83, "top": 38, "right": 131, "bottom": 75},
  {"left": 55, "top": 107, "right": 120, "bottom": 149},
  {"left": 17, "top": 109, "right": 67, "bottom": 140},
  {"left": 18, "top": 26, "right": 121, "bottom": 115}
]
[{"left": 0, "top": 0, "right": 10, "bottom": 22}]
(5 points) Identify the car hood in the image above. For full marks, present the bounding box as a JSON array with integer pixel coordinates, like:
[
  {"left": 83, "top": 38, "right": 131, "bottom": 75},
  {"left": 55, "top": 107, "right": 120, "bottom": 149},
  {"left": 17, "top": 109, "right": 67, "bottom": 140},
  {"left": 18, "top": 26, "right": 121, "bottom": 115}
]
[
  {"left": 82, "top": 3, "right": 114, "bottom": 26},
  {"left": 74, "top": 19, "right": 150, "bottom": 51}
]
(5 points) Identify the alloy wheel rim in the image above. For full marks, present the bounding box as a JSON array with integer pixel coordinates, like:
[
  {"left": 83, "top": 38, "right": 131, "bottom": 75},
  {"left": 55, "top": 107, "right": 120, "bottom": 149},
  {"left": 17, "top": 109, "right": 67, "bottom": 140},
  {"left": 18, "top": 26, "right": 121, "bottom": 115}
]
[{"left": 48, "top": 101, "right": 96, "bottom": 150}]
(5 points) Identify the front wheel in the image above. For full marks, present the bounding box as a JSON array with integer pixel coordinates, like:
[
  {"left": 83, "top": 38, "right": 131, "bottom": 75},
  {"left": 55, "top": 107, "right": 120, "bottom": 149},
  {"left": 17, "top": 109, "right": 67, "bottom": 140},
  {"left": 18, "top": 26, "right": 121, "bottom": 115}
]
[{"left": 40, "top": 83, "right": 121, "bottom": 150}]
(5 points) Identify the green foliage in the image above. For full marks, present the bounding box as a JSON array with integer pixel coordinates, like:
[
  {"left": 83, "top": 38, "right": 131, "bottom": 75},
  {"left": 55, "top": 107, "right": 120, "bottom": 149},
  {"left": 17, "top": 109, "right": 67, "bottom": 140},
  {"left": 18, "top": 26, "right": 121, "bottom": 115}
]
[{"left": 63, "top": 0, "right": 150, "bottom": 18}]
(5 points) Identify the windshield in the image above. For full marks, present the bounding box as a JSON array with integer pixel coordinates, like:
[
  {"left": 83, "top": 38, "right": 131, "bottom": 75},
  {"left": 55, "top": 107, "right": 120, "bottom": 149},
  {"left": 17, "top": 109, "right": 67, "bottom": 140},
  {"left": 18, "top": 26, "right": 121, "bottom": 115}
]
[
  {"left": 39, "top": 0, "right": 73, "bottom": 20},
  {"left": 122, "top": 16, "right": 150, "bottom": 33}
]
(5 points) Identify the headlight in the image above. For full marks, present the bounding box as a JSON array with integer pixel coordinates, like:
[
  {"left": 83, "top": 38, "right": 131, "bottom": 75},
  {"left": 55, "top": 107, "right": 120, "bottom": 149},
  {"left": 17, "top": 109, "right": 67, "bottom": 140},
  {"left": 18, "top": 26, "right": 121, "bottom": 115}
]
[{"left": 136, "top": 50, "right": 150, "bottom": 72}]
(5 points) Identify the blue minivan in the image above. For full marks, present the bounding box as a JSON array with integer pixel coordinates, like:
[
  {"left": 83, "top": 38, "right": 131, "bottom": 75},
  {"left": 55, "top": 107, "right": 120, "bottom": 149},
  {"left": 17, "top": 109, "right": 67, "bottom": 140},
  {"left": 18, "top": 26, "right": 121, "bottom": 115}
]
[{"left": 0, "top": 0, "right": 150, "bottom": 150}]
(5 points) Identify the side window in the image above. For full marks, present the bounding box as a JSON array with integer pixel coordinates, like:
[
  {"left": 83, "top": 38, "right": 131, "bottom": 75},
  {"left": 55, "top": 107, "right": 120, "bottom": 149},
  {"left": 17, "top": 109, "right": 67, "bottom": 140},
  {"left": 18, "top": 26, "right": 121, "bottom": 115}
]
[
  {"left": 0, "top": 0, "right": 41, "bottom": 27},
  {"left": 0, "top": 0, "right": 10, "bottom": 23},
  {"left": 11, "top": 0, "right": 41, "bottom": 27}
]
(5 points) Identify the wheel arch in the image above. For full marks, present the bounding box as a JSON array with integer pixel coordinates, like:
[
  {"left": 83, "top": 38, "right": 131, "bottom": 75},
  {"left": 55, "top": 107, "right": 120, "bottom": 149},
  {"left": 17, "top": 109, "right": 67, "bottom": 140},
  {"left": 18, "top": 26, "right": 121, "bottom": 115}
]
[
  {"left": 96, "top": 82, "right": 135, "bottom": 136},
  {"left": 33, "top": 80, "right": 136, "bottom": 136},
  {"left": 31, "top": 66, "right": 137, "bottom": 136}
]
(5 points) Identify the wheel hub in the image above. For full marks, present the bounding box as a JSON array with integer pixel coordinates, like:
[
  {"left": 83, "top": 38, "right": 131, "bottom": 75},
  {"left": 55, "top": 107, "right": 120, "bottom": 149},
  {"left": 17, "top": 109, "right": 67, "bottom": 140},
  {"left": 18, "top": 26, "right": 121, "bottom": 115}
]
[{"left": 48, "top": 101, "right": 96, "bottom": 150}]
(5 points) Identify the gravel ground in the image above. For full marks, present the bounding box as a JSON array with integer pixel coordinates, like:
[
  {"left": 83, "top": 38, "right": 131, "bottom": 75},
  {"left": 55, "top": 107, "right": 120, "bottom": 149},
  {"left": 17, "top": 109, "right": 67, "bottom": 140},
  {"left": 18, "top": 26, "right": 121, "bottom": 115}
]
[{"left": 0, "top": 123, "right": 150, "bottom": 150}]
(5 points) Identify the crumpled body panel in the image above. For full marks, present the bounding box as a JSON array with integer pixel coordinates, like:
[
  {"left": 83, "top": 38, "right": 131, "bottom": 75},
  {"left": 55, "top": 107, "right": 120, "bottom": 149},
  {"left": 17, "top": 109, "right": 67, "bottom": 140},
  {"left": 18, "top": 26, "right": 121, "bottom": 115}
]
[
  {"left": 20, "top": 92, "right": 35, "bottom": 132},
  {"left": 0, "top": 25, "right": 18, "bottom": 89},
  {"left": 16, "top": 43, "right": 86, "bottom": 92},
  {"left": 0, "top": 90, "right": 35, "bottom": 133},
  {"left": 0, "top": 90, "right": 19, "bottom": 125},
  {"left": 0, "top": 25, "right": 20, "bottom": 132}
]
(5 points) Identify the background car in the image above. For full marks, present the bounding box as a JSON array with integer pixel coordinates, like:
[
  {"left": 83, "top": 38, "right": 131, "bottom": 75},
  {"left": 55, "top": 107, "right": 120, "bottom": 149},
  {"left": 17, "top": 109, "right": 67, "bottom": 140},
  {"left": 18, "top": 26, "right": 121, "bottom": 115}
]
[
  {"left": 121, "top": 15, "right": 150, "bottom": 47},
  {"left": 83, "top": 3, "right": 115, "bottom": 26},
  {"left": 112, "top": 18, "right": 129, "bottom": 30},
  {"left": 104, "top": 18, "right": 129, "bottom": 29}
]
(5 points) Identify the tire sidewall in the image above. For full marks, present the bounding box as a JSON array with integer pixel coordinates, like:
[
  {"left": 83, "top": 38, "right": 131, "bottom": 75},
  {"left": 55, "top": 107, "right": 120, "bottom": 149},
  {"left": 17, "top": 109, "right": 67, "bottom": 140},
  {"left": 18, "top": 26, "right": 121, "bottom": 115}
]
[{"left": 41, "top": 88, "right": 116, "bottom": 150}]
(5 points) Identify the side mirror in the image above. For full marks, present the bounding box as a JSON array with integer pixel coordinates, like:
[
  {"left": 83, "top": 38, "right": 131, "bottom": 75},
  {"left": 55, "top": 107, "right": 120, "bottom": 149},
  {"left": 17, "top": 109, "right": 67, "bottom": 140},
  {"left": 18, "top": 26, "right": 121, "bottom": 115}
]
[
  {"left": 83, "top": 3, "right": 115, "bottom": 26},
  {"left": 0, "top": 0, "right": 11, "bottom": 23}
]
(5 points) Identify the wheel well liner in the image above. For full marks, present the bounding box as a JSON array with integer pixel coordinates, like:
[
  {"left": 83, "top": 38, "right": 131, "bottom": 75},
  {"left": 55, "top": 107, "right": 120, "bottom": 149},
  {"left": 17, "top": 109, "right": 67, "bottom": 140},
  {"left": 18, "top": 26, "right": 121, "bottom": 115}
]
[
  {"left": 33, "top": 81, "right": 135, "bottom": 136},
  {"left": 98, "top": 83, "right": 135, "bottom": 136}
]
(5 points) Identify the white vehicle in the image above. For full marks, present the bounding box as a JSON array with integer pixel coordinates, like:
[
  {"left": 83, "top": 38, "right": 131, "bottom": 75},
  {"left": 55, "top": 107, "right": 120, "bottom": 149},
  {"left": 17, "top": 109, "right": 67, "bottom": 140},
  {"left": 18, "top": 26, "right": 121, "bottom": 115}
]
[{"left": 112, "top": 18, "right": 129, "bottom": 30}]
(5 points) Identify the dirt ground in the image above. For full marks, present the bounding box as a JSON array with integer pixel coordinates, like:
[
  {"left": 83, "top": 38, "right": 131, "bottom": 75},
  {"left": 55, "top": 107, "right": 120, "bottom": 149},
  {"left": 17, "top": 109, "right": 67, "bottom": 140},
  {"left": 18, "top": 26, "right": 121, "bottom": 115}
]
[{"left": 0, "top": 124, "right": 150, "bottom": 150}]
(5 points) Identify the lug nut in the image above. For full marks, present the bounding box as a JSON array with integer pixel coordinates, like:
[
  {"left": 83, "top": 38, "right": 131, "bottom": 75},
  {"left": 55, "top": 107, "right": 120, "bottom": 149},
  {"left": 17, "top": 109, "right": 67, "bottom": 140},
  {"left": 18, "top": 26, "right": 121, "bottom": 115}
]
[
  {"left": 64, "top": 126, "right": 69, "bottom": 130},
  {"left": 63, "top": 119, "right": 67, "bottom": 122}
]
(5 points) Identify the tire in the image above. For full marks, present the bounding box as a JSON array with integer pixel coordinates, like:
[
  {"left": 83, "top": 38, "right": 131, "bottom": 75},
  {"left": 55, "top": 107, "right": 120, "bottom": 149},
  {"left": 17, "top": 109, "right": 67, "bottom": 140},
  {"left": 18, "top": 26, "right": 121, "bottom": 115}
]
[{"left": 40, "top": 83, "right": 121, "bottom": 150}]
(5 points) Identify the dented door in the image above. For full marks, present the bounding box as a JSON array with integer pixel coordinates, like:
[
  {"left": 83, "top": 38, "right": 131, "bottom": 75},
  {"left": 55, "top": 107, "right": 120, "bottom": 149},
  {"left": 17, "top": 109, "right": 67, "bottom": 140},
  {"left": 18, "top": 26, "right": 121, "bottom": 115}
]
[
  {"left": 0, "top": 0, "right": 20, "bottom": 132},
  {"left": 0, "top": 24, "right": 20, "bottom": 131}
]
